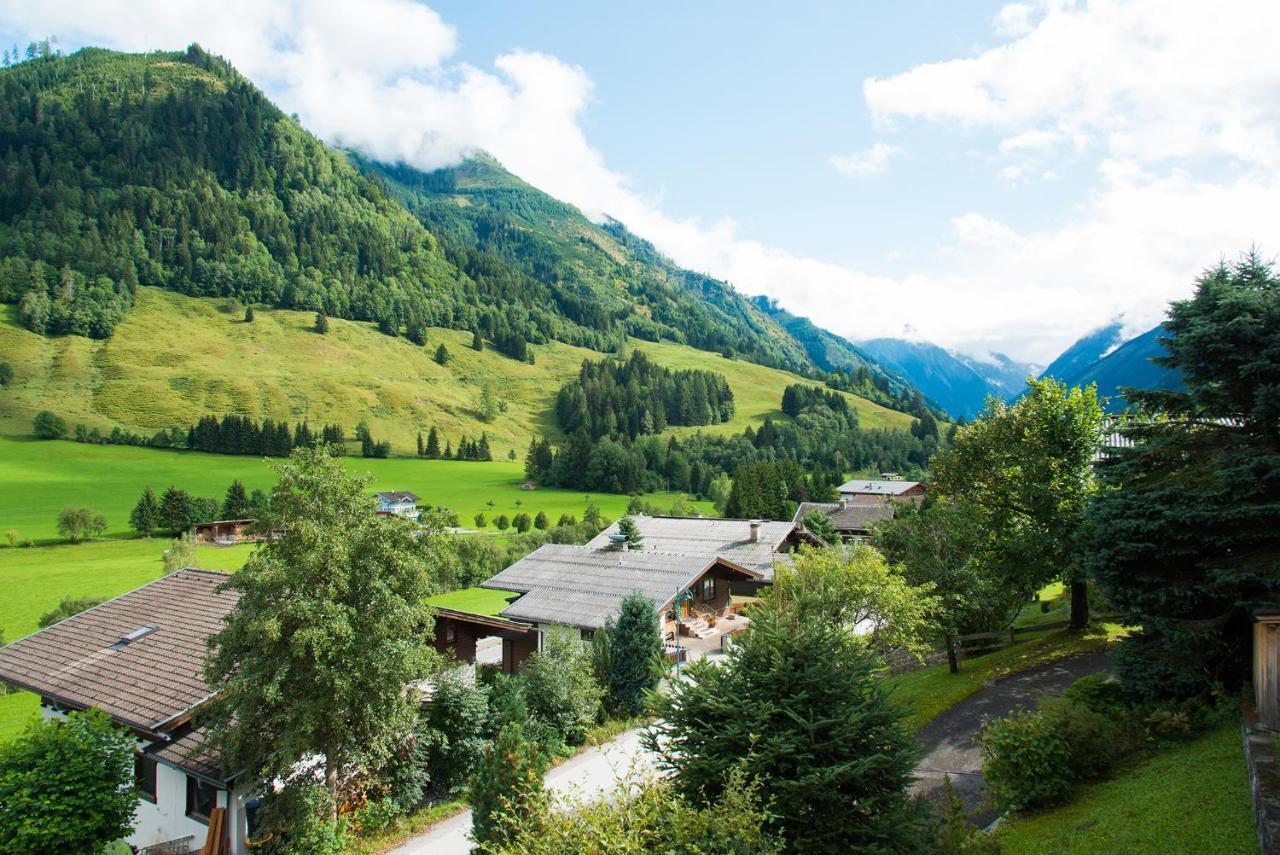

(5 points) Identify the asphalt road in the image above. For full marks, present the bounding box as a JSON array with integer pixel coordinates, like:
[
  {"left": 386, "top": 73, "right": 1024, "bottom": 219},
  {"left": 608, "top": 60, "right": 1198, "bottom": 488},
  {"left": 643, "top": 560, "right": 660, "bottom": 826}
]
[{"left": 911, "top": 650, "right": 1112, "bottom": 827}]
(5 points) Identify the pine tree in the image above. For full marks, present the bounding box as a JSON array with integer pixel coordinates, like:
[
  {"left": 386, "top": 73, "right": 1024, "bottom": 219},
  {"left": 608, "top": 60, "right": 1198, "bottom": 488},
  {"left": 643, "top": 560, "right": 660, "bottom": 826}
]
[
  {"left": 617, "top": 516, "right": 643, "bottom": 549},
  {"left": 425, "top": 427, "right": 441, "bottom": 459},
  {"left": 158, "top": 486, "right": 195, "bottom": 535},
  {"left": 129, "top": 486, "right": 160, "bottom": 536},
  {"left": 243, "top": 305, "right": 254, "bottom": 323},
  {"left": 443, "top": 440, "right": 453, "bottom": 460},
  {"left": 416, "top": 432, "right": 425, "bottom": 457},
  {"left": 607, "top": 591, "right": 662, "bottom": 715},
  {"left": 471, "top": 329, "right": 484, "bottom": 351},
  {"left": 478, "top": 432, "right": 492, "bottom": 461},
  {"left": 434, "top": 343, "right": 451, "bottom": 365},
  {"left": 222, "top": 480, "right": 250, "bottom": 519},
  {"left": 533, "top": 511, "right": 549, "bottom": 530},
  {"left": 314, "top": 311, "right": 328, "bottom": 334},
  {"left": 469, "top": 724, "right": 547, "bottom": 848}
]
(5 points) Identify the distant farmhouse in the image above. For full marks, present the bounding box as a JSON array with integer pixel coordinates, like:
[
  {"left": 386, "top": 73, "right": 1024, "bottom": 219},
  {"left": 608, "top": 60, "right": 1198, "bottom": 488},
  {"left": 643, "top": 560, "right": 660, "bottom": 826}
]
[
  {"left": 431, "top": 516, "right": 818, "bottom": 673},
  {"left": 0, "top": 570, "right": 252, "bottom": 854},
  {"left": 374, "top": 490, "right": 421, "bottom": 520},
  {"left": 836, "top": 478, "right": 925, "bottom": 506},
  {"left": 793, "top": 499, "right": 895, "bottom": 543},
  {"left": 188, "top": 518, "right": 257, "bottom": 545}
]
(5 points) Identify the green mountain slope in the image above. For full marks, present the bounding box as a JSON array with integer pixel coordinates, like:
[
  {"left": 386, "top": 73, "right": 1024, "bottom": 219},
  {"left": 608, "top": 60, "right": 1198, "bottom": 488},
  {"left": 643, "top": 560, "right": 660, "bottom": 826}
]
[
  {"left": 354, "top": 153, "right": 814, "bottom": 372},
  {"left": 0, "top": 287, "right": 911, "bottom": 453}
]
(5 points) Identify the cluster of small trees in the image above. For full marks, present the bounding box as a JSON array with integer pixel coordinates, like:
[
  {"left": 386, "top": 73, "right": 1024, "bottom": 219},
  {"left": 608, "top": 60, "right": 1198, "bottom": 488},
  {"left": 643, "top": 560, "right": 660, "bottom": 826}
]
[
  {"left": 130, "top": 480, "right": 266, "bottom": 537},
  {"left": 188, "top": 414, "right": 345, "bottom": 458},
  {"left": 354, "top": 421, "right": 390, "bottom": 458},
  {"left": 415, "top": 427, "right": 494, "bottom": 461}
]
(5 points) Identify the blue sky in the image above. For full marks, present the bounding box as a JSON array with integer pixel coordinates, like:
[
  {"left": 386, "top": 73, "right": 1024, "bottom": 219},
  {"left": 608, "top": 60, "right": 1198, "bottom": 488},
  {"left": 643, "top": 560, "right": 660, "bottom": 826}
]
[{"left": 3, "top": 1, "right": 1278, "bottom": 362}]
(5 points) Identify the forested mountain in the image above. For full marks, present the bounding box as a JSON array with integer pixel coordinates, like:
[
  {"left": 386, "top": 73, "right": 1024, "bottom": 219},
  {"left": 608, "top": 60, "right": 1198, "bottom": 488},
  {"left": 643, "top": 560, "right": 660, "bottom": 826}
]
[
  {"left": 1039, "top": 321, "right": 1126, "bottom": 383},
  {"left": 352, "top": 152, "right": 815, "bottom": 372},
  {"left": 855, "top": 338, "right": 1036, "bottom": 419},
  {"left": 1041, "top": 324, "right": 1184, "bottom": 411}
]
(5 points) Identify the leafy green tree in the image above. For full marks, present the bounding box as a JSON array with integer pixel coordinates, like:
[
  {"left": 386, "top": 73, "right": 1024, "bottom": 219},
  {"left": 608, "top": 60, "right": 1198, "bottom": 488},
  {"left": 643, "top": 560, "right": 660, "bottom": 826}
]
[
  {"left": 469, "top": 723, "right": 547, "bottom": 849},
  {"left": 522, "top": 626, "right": 603, "bottom": 745},
  {"left": 769, "top": 544, "right": 937, "bottom": 658},
  {"left": 56, "top": 506, "right": 106, "bottom": 543},
  {"left": 495, "top": 514, "right": 510, "bottom": 531},
  {"left": 314, "top": 311, "right": 329, "bottom": 334},
  {"left": 511, "top": 513, "right": 531, "bottom": 534},
  {"left": 162, "top": 532, "right": 197, "bottom": 574},
  {"left": 533, "top": 511, "right": 549, "bottom": 530},
  {"left": 38, "top": 595, "right": 104, "bottom": 628},
  {"left": 32, "top": 410, "right": 66, "bottom": 439},
  {"left": 799, "top": 508, "right": 838, "bottom": 544},
  {"left": 421, "top": 667, "right": 491, "bottom": 795},
  {"left": 932, "top": 378, "right": 1103, "bottom": 628},
  {"left": 0, "top": 709, "right": 137, "bottom": 854},
  {"left": 647, "top": 586, "right": 927, "bottom": 853},
  {"left": 472, "top": 329, "right": 484, "bottom": 351},
  {"left": 130, "top": 486, "right": 160, "bottom": 536},
  {"left": 875, "top": 500, "right": 1023, "bottom": 673},
  {"left": 222, "top": 479, "right": 251, "bottom": 518},
  {"left": 474, "top": 512, "right": 488, "bottom": 529},
  {"left": 204, "top": 446, "right": 446, "bottom": 824},
  {"left": 606, "top": 592, "right": 662, "bottom": 715},
  {"left": 1088, "top": 254, "right": 1280, "bottom": 699},
  {"left": 616, "top": 515, "right": 643, "bottom": 549}
]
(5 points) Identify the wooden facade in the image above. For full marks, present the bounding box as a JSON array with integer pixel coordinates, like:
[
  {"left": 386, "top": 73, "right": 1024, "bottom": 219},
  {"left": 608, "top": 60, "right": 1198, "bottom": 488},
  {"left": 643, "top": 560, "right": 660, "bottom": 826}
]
[{"left": 432, "top": 609, "right": 539, "bottom": 674}]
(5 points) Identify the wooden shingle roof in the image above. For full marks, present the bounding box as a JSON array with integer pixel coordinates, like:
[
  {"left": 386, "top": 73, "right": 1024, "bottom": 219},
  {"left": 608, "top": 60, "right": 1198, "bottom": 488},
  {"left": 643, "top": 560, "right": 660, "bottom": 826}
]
[{"left": 0, "top": 568, "right": 237, "bottom": 736}]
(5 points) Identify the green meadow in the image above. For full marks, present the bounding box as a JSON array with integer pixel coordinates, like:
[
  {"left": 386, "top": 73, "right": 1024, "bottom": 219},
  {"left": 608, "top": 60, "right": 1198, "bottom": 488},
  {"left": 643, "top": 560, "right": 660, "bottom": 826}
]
[{"left": 0, "top": 436, "right": 710, "bottom": 543}]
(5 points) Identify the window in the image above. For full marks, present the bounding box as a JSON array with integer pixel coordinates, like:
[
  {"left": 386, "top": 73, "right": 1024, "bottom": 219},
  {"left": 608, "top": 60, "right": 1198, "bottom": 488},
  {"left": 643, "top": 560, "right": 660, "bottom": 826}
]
[
  {"left": 701, "top": 576, "right": 716, "bottom": 602},
  {"left": 186, "top": 775, "right": 219, "bottom": 823},
  {"left": 135, "top": 753, "right": 157, "bottom": 803},
  {"left": 445, "top": 622, "right": 456, "bottom": 644}
]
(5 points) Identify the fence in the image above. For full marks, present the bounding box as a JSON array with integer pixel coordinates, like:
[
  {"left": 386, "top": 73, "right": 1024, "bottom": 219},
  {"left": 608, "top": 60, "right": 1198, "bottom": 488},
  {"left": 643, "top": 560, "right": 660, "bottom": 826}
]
[{"left": 955, "top": 620, "right": 1072, "bottom": 656}]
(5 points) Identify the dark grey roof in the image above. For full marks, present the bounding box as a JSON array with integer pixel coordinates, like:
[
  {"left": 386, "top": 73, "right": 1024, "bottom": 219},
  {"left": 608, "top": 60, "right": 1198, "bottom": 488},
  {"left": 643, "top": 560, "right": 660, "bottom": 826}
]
[
  {"left": 0, "top": 569, "right": 237, "bottom": 735},
  {"left": 585, "top": 516, "right": 797, "bottom": 580},
  {"left": 794, "top": 502, "right": 894, "bottom": 533},
  {"left": 376, "top": 491, "right": 420, "bottom": 502},
  {"left": 836, "top": 479, "right": 921, "bottom": 496},
  {"left": 482, "top": 544, "right": 759, "bottom": 631},
  {"left": 146, "top": 724, "right": 227, "bottom": 784}
]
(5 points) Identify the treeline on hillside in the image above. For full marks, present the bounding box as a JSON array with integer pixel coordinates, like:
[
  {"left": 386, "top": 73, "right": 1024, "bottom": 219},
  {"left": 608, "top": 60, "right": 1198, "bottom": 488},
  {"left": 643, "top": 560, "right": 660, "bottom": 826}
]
[
  {"left": 554, "top": 351, "right": 734, "bottom": 440},
  {"left": 526, "top": 382, "right": 941, "bottom": 508},
  {"left": 417, "top": 427, "right": 495, "bottom": 461}
]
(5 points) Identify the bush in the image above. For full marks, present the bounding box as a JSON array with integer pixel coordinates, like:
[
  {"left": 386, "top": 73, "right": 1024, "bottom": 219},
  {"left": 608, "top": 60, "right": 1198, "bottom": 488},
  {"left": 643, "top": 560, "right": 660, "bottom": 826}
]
[
  {"left": 486, "top": 672, "right": 530, "bottom": 738},
  {"left": 420, "top": 668, "right": 491, "bottom": 795},
  {"left": 474, "top": 513, "right": 487, "bottom": 528},
  {"left": 469, "top": 724, "right": 547, "bottom": 849},
  {"left": 512, "top": 512, "right": 532, "bottom": 533},
  {"left": 38, "top": 596, "right": 104, "bottom": 628},
  {"left": 0, "top": 710, "right": 136, "bottom": 854},
  {"left": 495, "top": 514, "right": 510, "bottom": 531},
  {"left": 32, "top": 410, "right": 66, "bottom": 439},
  {"left": 522, "top": 627, "right": 603, "bottom": 745},
  {"left": 1062, "top": 673, "right": 1127, "bottom": 714},
  {"left": 1038, "top": 696, "right": 1130, "bottom": 780},
  {"left": 56, "top": 507, "right": 107, "bottom": 543},
  {"left": 976, "top": 708, "right": 1072, "bottom": 811}
]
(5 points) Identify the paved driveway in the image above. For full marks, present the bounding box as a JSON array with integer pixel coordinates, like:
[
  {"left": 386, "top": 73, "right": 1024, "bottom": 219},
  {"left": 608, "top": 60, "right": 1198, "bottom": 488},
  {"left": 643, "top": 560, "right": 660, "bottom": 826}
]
[
  {"left": 391, "top": 726, "right": 657, "bottom": 854},
  {"left": 911, "top": 651, "right": 1111, "bottom": 827}
]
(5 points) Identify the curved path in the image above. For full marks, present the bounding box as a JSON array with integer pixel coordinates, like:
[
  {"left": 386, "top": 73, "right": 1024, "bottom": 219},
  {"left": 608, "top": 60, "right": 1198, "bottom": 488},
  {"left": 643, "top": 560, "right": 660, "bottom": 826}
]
[{"left": 911, "top": 650, "right": 1111, "bottom": 827}]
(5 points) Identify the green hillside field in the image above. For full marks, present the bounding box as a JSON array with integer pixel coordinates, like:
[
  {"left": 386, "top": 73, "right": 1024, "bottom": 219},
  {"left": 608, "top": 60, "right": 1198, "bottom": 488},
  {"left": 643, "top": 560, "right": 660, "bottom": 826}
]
[{"left": 0, "top": 287, "right": 911, "bottom": 454}]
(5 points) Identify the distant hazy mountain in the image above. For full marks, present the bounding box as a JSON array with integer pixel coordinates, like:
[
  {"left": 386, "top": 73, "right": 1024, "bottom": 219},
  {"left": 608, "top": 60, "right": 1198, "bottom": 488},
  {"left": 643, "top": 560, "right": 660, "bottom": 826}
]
[
  {"left": 1040, "top": 324, "right": 1184, "bottom": 411},
  {"left": 855, "top": 339, "right": 1037, "bottom": 420}
]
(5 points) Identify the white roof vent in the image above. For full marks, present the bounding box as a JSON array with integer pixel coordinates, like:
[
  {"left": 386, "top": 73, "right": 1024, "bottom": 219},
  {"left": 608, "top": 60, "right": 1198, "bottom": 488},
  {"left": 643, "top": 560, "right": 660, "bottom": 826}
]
[{"left": 112, "top": 625, "right": 156, "bottom": 649}]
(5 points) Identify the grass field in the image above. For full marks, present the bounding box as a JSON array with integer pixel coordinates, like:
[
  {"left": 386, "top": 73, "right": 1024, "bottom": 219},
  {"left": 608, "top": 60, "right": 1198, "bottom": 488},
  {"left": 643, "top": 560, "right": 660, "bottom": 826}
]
[
  {"left": 0, "top": 436, "right": 710, "bottom": 542},
  {"left": 425, "top": 586, "right": 522, "bottom": 618},
  {"left": 994, "top": 721, "right": 1254, "bottom": 853},
  {"left": 0, "top": 288, "right": 911, "bottom": 456}
]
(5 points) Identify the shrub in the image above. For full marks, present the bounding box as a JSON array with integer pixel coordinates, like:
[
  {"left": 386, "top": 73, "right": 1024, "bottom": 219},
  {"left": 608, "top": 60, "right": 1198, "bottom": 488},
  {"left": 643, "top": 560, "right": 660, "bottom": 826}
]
[
  {"left": 533, "top": 511, "right": 549, "bottom": 530},
  {"left": 32, "top": 410, "right": 66, "bottom": 439},
  {"left": 38, "top": 596, "right": 104, "bottom": 629},
  {"left": 469, "top": 723, "right": 547, "bottom": 849},
  {"left": 1038, "top": 696, "right": 1130, "bottom": 780},
  {"left": 420, "top": 668, "right": 491, "bottom": 795},
  {"left": 0, "top": 709, "right": 136, "bottom": 854},
  {"left": 976, "top": 708, "right": 1072, "bottom": 810},
  {"left": 486, "top": 672, "right": 530, "bottom": 738},
  {"left": 162, "top": 533, "right": 197, "bottom": 573},
  {"left": 474, "top": 513, "right": 487, "bottom": 528},
  {"left": 495, "top": 514, "right": 510, "bottom": 531},
  {"left": 0, "top": 360, "right": 11, "bottom": 386},
  {"left": 1063, "top": 673, "right": 1127, "bottom": 714},
  {"left": 522, "top": 626, "right": 603, "bottom": 745}
]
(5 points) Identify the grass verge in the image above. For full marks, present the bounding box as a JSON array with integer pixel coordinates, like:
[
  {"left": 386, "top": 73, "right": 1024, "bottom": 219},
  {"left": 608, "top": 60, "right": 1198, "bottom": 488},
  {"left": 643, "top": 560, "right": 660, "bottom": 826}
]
[
  {"left": 993, "top": 720, "right": 1254, "bottom": 854},
  {"left": 885, "top": 622, "right": 1130, "bottom": 732}
]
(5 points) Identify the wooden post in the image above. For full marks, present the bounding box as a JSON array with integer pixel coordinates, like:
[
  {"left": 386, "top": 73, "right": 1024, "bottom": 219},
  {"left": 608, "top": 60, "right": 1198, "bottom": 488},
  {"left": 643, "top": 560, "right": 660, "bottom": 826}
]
[{"left": 1255, "top": 611, "right": 1280, "bottom": 730}]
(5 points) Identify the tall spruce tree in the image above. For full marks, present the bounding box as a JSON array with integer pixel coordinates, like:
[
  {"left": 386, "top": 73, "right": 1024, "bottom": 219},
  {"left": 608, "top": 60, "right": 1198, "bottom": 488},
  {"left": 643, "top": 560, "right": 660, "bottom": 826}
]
[
  {"left": 425, "top": 427, "right": 441, "bottom": 459},
  {"left": 222, "top": 480, "right": 250, "bottom": 519},
  {"left": 1088, "top": 253, "right": 1280, "bottom": 699},
  {"left": 606, "top": 592, "right": 662, "bottom": 715},
  {"left": 129, "top": 486, "right": 160, "bottom": 536}
]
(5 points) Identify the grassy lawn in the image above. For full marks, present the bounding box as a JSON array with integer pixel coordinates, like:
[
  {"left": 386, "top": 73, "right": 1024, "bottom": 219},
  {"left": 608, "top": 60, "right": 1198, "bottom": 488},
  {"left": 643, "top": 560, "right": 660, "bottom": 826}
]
[
  {"left": 425, "top": 586, "right": 521, "bottom": 618},
  {"left": 1013, "top": 581, "right": 1071, "bottom": 629},
  {"left": 994, "top": 721, "right": 1254, "bottom": 854},
  {"left": 0, "top": 436, "right": 709, "bottom": 543},
  {"left": 885, "top": 622, "right": 1130, "bottom": 732}
]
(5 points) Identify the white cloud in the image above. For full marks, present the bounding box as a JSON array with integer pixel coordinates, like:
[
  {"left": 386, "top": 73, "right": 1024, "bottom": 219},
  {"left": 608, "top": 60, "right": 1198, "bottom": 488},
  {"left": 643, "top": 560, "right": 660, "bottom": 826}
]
[
  {"left": 993, "top": 3, "right": 1040, "bottom": 38},
  {"left": 828, "top": 142, "right": 898, "bottom": 177},
  {"left": 5, "top": 1, "right": 1280, "bottom": 364}
]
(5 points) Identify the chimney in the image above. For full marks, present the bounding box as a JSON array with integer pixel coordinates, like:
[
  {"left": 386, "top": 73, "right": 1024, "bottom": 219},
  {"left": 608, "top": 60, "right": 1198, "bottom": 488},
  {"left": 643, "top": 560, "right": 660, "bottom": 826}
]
[
  {"left": 748, "top": 520, "right": 762, "bottom": 543},
  {"left": 839, "top": 498, "right": 848, "bottom": 510},
  {"left": 607, "top": 533, "right": 629, "bottom": 552}
]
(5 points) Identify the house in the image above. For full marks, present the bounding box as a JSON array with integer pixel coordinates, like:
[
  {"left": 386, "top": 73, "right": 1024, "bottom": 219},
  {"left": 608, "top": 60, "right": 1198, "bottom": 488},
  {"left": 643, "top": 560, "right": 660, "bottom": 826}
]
[
  {"left": 374, "top": 490, "right": 421, "bottom": 520},
  {"left": 188, "top": 518, "right": 258, "bottom": 545},
  {"left": 425, "top": 517, "right": 816, "bottom": 671},
  {"left": 0, "top": 569, "right": 253, "bottom": 854},
  {"left": 793, "top": 500, "right": 895, "bottom": 542},
  {"left": 836, "top": 478, "right": 926, "bottom": 506},
  {"left": 482, "top": 542, "right": 762, "bottom": 648}
]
